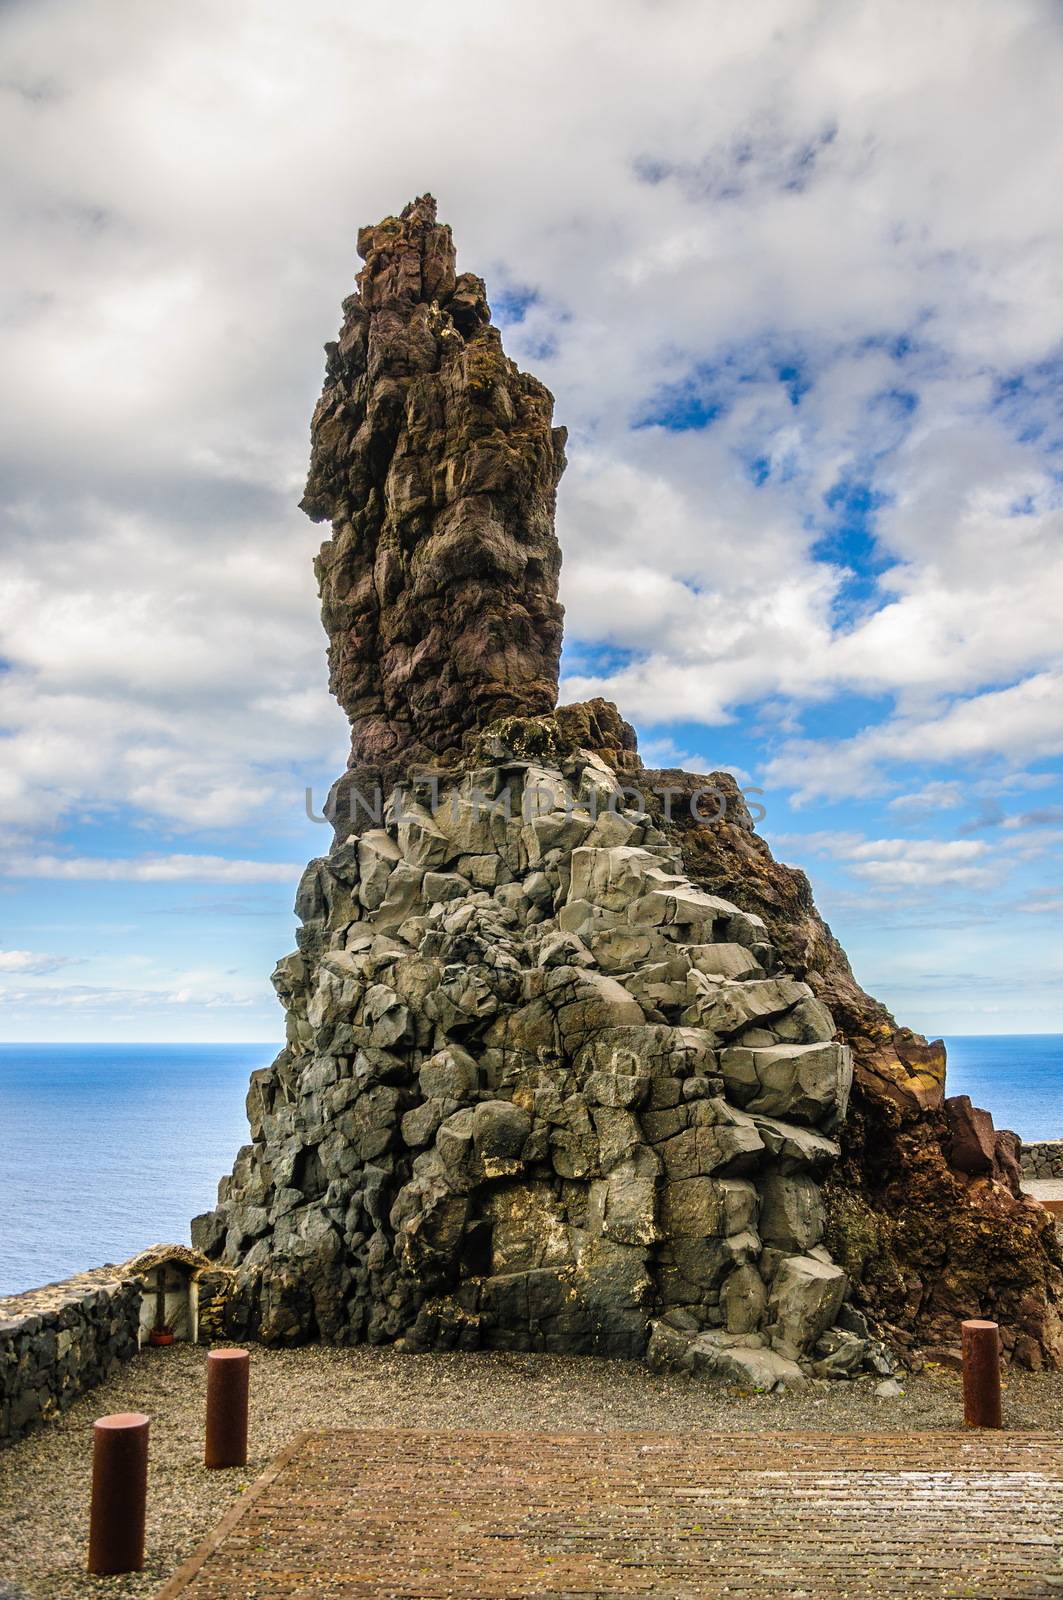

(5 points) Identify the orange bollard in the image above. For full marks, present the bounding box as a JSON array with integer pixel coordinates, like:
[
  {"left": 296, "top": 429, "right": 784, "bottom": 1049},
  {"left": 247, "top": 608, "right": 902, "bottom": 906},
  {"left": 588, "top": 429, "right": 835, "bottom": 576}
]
[
  {"left": 87, "top": 1412, "right": 149, "bottom": 1574},
  {"left": 962, "top": 1318, "right": 1003, "bottom": 1428},
  {"left": 204, "top": 1348, "right": 249, "bottom": 1468}
]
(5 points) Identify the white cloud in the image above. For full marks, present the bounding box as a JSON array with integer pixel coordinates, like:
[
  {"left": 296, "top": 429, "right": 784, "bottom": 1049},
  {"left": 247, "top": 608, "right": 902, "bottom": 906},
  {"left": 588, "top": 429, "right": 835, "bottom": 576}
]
[
  {"left": 998, "top": 827, "right": 1063, "bottom": 862},
  {"left": 888, "top": 782, "right": 965, "bottom": 815},
  {"left": 774, "top": 829, "right": 1000, "bottom": 888},
  {"left": 1, "top": 854, "right": 301, "bottom": 883},
  {"left": 0, "top": 0, "right": 1061, "bottom": 1052},
  {"left": 0, "top": 981, "right": 258, "bottom": 1011},
  {"left": 845, "top": 838, "right": 997, "bottom": 889},
  {"left": 1, "top": 0, "right": 1061, "bottom": 848},
  {"left": 766, "top": 672, "right": 1063, "bottom": 803},
  {"left": 1020, "top": 891, "right": 1063, "bottom": 916},
  {"left": 1002, "top": 807, "right": 1063, "bottom": 830},
  {"left": 0, "top": 499, "right": 348, "bottom": 833},
  {"left": 0, "top": 949, "right": 78, "bottom": 975}
]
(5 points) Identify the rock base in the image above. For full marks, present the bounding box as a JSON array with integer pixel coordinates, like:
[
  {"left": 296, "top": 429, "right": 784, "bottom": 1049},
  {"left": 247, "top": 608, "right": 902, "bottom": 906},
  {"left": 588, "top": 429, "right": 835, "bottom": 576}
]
[{"left": 195, "top": 740, "right": 891, "bottom": 1380}]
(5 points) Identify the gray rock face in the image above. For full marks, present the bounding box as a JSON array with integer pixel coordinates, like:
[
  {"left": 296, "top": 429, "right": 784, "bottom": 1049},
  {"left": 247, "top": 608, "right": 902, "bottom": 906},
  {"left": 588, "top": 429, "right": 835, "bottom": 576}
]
[
  {"left": 719, "top": 1040, "right": 852, "bottom": 1128},
  {"left": 759, "top": 1173, "right": 825, "bottom": 1253},
  {"left": 185, "top": 199, "right": 899, "bottom": 1381},
  {"left": 769, "top": 1254, "right": 848, "bottom": 1358},
  {"left": 194, "top": 751, "right": 889, "bottom": 1379}
]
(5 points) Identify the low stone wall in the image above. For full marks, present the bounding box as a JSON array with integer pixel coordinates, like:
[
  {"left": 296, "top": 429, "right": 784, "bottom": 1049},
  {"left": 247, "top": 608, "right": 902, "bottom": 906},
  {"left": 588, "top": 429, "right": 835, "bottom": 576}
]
[
  {"left": 1022, "top": 1141, "right": 1063, "bottom": 1180},
  {"left": 0, "top": 1268, "right": 141, "bottom": 1445}
]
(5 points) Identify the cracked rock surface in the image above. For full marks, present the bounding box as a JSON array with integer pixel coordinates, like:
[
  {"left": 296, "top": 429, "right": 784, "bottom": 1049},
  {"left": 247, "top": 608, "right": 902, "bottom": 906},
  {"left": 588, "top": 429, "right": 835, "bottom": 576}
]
[
  {"left": 195, "top": 752, "right": 892, "bottom": 1387},
  {"left": 301, "top": 194, "right": 565, "bottom": 787},
  {"left": 194, "top": 195, "right": 1063, "bottom": 1376}
]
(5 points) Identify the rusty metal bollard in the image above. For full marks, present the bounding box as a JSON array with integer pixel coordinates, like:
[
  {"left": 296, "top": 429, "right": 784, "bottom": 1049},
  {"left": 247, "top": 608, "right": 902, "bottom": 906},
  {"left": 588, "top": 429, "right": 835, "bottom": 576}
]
[
  {"left": 204, "top": 1348, "right": 249, "bottom": 1468},
  {"left": 87, "top": 1412, "right": 149, "bottom": 1575},
  {"left": 962, "top": 1318, "right": 1003, "bottom": 1428}
]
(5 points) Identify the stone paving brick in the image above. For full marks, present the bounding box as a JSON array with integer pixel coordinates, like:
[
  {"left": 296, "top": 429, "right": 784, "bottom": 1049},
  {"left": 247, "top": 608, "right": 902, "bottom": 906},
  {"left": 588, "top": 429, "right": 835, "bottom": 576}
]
[{"left": 156, "top": 1429, "right": 1063, "bottom": 1600}]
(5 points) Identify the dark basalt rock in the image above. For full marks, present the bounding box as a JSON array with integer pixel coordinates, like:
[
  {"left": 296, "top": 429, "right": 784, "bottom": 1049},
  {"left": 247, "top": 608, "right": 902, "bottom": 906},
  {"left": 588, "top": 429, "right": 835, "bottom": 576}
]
[
  {"left": 194, "top": 197, "right": 1063, "bottom": 1374},
  {"left": 638, "top": 767, "right": 1063, "bottom": 1368},
  {"left": 302, "top": 194, "right": 566, "bottom": 787}
]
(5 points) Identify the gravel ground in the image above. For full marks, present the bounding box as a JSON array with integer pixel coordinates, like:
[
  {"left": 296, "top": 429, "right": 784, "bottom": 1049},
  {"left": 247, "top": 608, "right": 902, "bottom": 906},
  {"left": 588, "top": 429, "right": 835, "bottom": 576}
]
[{"left": 3, "top": 1344, "right": 1063, "bottom": 1600}]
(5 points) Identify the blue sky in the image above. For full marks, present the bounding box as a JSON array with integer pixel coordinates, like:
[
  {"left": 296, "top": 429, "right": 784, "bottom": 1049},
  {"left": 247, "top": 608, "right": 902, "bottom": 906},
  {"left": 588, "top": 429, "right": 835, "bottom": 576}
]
[{"left": 1, "top": 0, "right": 1061, "bottom": 1040}]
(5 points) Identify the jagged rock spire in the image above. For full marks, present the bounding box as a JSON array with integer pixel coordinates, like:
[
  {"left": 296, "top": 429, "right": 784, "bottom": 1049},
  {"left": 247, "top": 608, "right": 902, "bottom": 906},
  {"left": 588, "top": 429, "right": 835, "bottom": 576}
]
[
  {"left": 190, "top": 197, "right": 1063, "bottom": 1377},
  {"left": 302, "top": 195, "right": 567, "bottom": 780}
]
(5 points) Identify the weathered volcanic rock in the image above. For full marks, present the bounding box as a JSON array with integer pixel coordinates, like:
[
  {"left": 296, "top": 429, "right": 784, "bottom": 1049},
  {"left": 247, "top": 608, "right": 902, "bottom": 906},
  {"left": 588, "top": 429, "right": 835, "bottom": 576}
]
[
  {"left": 301, "top": 194, "right": 566, "bottom": 787},
  {"left": 194, "top": 197, "right": 1063, "bottom": 1376},
  {"left": 638, "top": 764, "right": 1063, "bottom": 1368},
  {"left": 195, "top": 746, "right": 890, "bottom": 1384}
]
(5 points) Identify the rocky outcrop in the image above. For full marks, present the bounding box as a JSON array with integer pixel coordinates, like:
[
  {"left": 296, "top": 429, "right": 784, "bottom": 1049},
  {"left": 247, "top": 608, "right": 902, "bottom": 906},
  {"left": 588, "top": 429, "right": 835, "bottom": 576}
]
[
  {"left": 640, "top": 767, "right": 1063, "bottom": 1369},
  {"left": 302, "top": 194, "right": 566, "bottom": 787},
  {"left": 194, "top": 744, "right": 893, "bottom": 1386},
  {"left": 195, "top": 196, "right": 1063, "bottom": 1375}
]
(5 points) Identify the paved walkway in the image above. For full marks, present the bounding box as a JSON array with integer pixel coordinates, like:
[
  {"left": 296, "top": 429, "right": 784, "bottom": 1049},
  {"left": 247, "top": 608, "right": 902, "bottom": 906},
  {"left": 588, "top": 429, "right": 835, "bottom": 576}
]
[
  {"left": 156, "top": 1428, "right": 1063, "bottom": 1600},
  {"left": 1024, "top": 1180, "right": 1063, "bottom": 1212}
]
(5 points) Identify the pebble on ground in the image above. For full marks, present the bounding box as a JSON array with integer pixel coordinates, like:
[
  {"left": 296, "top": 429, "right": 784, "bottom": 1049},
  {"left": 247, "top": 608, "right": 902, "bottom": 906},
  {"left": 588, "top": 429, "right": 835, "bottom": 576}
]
[{"left": 2, "top": 1344, "right": 1063, "bottom": 1600}]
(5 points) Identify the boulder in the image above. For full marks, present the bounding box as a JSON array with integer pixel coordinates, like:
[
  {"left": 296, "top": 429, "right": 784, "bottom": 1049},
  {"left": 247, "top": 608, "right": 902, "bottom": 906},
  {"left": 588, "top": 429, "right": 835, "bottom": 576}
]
[
  {"left": 419, "top": 1045, "right": 478, "bottom": 1101},
  {"left": 769, "top": 1255, "right": 847, "bottom": 1354},
  {"left": 944, "top": 1094, "right": 996, "bottom": 1176},
  {"left": 720, "top": 1041, "right": 853, "bottom": 1128},
  {"left": 687, "top": 943, "right": 763, "bottom": 981},
  {"left": 659, "top": 1177, "right": 758, "bottom": 1239},
  {"left": 720, "top": 1263, "right": 769, "bottom": 1334},
  {"left": 588, "top": 1146, "right": 660, "bottom": 1246},
  {"left": 357, "top": 831, "right": 401, "bottom": 911},
  {"left": 687, "top": 1331, "right": 807, "bottom": 1390},
  {"left": 569, "top": 846, "right": 679, "bottom": 912},
  {"left": 471, "top": 1101, "right": 532, "bottom": 1170},
  {"left": 750, "top": 1115, "right": 840, "bottom": 1174},
  {"left": 683, "top": 976, "right": 814, "bottom": 1039},
  {"left": 397, "top": 806, "right": 452, "bottom": 871},
  {"left": 758, "top": 1172, "right": 825, "bottom": 1252}
]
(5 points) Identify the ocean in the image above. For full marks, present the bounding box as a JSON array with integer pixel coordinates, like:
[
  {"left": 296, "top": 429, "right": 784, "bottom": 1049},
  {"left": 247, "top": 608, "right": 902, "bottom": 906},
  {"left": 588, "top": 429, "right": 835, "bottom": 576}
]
[
  {"left": 0, "top": 1035, "right": 1060, "bottom": 1299},
  {"left": 0, "top": 1044, "right": 273, "bottom": 1299},
  {"left": 938, "top": 1034, "right": 1063, "bottom": 1145}
]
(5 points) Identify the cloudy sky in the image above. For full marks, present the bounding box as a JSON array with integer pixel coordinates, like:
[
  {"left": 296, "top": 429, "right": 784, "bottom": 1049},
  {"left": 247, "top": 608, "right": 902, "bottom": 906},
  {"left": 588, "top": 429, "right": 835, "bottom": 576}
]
[{"left": 1, "top": 0, "right": 1061, "bottom": 1041}]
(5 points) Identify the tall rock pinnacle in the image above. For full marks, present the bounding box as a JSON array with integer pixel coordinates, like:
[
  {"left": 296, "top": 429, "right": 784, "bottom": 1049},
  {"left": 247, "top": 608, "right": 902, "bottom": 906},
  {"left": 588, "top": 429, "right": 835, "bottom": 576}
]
[
  {"left": 302, "top": 195, "right": 567, "bottom": 779},
  {"left": 192, "top": 198, "right": 1063, "bottom": 1376}
]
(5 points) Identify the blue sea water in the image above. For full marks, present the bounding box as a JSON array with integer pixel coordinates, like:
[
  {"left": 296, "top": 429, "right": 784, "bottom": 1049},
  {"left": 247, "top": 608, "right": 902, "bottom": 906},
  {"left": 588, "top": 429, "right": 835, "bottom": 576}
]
[
  {"left": 0, "top": 1043, "right": 276, "bottom": 1298},
  {"left": 0, "top": 1035, "right": 1060, "bottom": 1299},
  {"left": 941, "top": 1034, "right": 1063, "bottom": 1144}
]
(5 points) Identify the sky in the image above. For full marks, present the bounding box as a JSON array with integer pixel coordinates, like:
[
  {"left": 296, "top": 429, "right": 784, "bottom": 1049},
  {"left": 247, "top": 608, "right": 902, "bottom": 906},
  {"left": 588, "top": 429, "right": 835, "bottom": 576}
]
[{"left": 1, "top": 0, "right": 1061, "bottom": 1042}]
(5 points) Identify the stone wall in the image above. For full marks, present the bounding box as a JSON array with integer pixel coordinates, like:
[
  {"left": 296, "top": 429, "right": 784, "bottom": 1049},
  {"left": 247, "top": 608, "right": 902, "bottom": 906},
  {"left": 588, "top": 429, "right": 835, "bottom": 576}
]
[
  {"left": 1023, "top": 1141, "right": 1063, "bottom": 1180},
  {"left": 0, "top": 1269, "right": 141, "bottom": 1446}
]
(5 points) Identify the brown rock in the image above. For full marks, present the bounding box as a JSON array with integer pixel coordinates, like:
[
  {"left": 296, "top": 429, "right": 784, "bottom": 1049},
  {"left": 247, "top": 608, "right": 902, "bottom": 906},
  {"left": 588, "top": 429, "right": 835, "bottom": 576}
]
[
  {"left": 302, "top": 195, "right": 566, "bottom": 787},
  {"left": 993, "top": 1128, "right": 1024, "bottom": 1194},
  {"left": 944, "top": 1094, "right": 996, "bottom": 1175}
]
